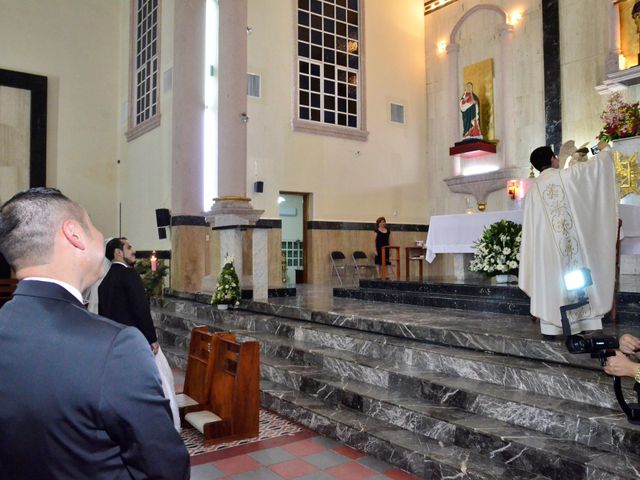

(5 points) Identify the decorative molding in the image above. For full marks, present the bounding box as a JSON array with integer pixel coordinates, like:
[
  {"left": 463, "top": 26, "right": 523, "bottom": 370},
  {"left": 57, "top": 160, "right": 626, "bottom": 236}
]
[
  {"left": 307, "top": 221, "right": 428, "bottom": 232},
  {"left": 136, "top": 249, "right": 171, "bottom": 259},
  {"left": 596, "top": 65, "right": 640, "bottom": 95},
  {"left": 449, "top": 4, "right": 507, "bottom": 45},
  {"left": 291, "top": 118, "right": 369, "bottom": 141},
  {"left": 424, "top": 0, "right": 459, "bottom": 16},
  {"left": 171, "top": 215, "right": 208, "bottom": 227}
]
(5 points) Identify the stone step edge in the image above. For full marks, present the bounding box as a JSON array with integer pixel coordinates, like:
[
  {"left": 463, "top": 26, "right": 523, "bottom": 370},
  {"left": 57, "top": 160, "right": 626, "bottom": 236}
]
[
  {"left": 257, "top": 352, "right": 640, "bottom": 457},
  {"left": 336, "top": 287, "right": 531, "bottom": 304},
  {"left": 154, "top": 311, "right": 631, "bottom": 405},
  {"left": 154, "top": 300, "right": 597, "bottom": 370},
  {"left": 259, "top": 358, "right": 637, "bottom": 478},
  {"left": 259, "top": 380, "right": 543, "bottom": 480}
]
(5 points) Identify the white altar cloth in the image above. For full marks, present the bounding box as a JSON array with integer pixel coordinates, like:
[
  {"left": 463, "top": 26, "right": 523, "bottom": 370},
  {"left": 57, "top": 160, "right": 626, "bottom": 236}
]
[
  {"left": 425, "top": 210, "right": 523, "bottom": 263},
  {"left": 426, "top": 204, "right": 640, "bottom": 262}
]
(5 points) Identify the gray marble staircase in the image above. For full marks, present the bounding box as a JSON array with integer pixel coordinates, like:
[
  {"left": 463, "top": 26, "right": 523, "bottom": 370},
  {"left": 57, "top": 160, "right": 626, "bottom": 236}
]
[{"left": 152, "top": 295, "right": 640, "bottom": 479}]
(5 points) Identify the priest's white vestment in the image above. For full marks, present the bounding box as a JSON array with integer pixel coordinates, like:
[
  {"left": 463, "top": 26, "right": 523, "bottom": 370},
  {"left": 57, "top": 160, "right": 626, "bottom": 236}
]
[{"left": 518, "top": 148, "right": 618, "bottom": 335}]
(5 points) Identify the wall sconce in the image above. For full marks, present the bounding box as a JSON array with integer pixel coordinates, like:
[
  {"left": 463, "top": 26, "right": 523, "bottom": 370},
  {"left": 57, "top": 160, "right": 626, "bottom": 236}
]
[
  {"left": 507, "top": 179, "right": 526, "bottom": 200},
  {"left": 437, "top": 40, "right": 447, "bottom": 54},
  {"left": 240, "top": 113, "right": 249, "bottom": 124},
  {"left": 508, "top": 10, "right": 522, "bottom": 25}
]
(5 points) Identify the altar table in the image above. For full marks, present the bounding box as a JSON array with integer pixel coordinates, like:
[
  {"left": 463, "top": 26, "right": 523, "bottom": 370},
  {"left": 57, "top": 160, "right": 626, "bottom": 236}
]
[{"left": 426, "top": 205, "right": 640, "bottom": 262}]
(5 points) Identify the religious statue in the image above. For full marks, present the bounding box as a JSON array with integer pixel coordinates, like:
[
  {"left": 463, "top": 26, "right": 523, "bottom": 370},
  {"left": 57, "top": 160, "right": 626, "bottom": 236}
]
[{"left": 459, "top": 82, "right": 482, "bottom": 141}]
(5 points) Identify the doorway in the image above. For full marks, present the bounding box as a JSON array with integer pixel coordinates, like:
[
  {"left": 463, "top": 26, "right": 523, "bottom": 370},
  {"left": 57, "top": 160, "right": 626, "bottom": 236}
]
[{"left": 279, "top": 192, "right": 310, "bottom": 285}]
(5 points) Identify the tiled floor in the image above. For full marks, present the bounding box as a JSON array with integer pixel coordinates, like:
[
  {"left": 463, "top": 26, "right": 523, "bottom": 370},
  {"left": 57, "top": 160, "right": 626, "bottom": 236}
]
[
  {"left": 189, "top": 432, "right": 418, "bottom": 480},
  {"left": 174, "top": 370, "right": 418, "bottom": 479}
]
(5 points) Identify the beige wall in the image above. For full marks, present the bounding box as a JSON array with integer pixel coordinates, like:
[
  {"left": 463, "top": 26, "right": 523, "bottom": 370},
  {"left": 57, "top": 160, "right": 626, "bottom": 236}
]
[
  {"left": 115, "top": 0, "right": 175, "bottom": 248},
  {"left": 0, "top": 0, "right": 120, "bottom": 235},
  {"left": 246, "top": 0, "right": 429, "bottom": 225},
  {"left": 425, "top": 0, "right": 545, "bottom": 217}
]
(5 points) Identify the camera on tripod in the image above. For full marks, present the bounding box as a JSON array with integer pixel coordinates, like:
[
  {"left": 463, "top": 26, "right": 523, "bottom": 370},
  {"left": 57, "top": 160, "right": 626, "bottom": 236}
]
[{"left": 560, "top": 268, "right": 618, "bottom": 363}]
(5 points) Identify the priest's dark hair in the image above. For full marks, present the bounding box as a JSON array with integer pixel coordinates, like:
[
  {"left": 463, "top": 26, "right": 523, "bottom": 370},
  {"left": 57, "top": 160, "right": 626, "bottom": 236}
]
[
  {"left": 530, "top": 146, "right": 555, "bottom": 172},
  {"left": 0, "top": 187, "right": 87, "bottom": 270}
]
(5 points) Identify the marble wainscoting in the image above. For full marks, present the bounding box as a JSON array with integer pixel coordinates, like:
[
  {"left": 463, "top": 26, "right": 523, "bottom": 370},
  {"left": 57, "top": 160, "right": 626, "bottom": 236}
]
[{"left": 152, "top": 294, "right": 640, "bottom": 479}]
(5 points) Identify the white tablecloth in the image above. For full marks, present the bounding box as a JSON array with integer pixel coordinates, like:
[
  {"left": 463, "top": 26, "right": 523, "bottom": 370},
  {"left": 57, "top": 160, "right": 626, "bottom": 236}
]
[{"left": 426, "top": 205, "right": 640, "bottom": 262}]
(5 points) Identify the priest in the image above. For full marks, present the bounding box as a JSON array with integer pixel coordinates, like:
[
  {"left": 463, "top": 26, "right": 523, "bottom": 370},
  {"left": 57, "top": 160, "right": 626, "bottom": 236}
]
[{"left": 518, "top": 140, "right": 618, "bottom": 337}]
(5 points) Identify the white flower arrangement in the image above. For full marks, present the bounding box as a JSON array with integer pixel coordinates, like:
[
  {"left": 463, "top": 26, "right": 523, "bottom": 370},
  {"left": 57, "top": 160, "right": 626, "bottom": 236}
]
[
  {"left": 211, "top": 255, "right": 241, "bottom": 306},
  {"left": 469, "top": 220, "right": 522, "bottom": 277}
]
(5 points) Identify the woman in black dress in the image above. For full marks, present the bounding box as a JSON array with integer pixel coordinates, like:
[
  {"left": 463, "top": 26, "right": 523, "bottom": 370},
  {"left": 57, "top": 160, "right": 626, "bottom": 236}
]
[{"left": 374, "top": 216, "right": 390, "bottom": 278}]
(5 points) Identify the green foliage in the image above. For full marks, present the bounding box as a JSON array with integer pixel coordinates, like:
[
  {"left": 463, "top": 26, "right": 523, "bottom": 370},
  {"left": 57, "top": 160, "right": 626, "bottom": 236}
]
[
  {"left": 469, "top": 220, "right": 522, "bottom": 277},
  {"left": 134, "top": 259, "right": 169, "bottom": 296},
  {"left": 211, "top": 255, "right": 241, "bottom": 306}
]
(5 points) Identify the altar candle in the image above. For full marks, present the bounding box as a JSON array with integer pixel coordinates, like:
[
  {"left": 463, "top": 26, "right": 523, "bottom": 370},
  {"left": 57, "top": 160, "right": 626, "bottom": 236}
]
[{"left": 150, "top": 252, "right": 157, "bottom": 272}]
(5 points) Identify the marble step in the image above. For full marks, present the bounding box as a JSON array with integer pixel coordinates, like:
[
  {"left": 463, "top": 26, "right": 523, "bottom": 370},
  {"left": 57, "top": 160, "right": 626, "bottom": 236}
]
[
  {"left": 154, "top": 305, "right": 633, "bottom": 409},
  {"left": 259, "top": 380, "right": 546, "bottom": 480},
  {"left": 249, "top": 332, "right": 640, "bottom": 457},
  {"left": 334, "top": 286, "right": 531, "bottom": 315},
  {"left": 360, "top": 279, "right": 530, "bottom": 301},
  {"left": 154, "top": 309, "right": 640, "bottom": 460},
  {"left": 239, "top": 298, "right": 631, "bottom": 367},
  {"left": 258, "top": 356, "right": 640, "bottom": 480}
]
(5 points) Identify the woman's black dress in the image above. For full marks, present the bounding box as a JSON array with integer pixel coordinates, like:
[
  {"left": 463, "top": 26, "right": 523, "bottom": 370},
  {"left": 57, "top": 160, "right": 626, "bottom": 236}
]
[{"left": 374, "top": 227, "right": 391, "bottom": 265}]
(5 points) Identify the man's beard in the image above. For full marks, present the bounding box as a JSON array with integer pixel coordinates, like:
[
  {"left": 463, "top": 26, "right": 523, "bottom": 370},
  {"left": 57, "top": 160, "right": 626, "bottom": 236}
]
[{"left": 125, "top": 257, "right": 136, "bottom": 267}]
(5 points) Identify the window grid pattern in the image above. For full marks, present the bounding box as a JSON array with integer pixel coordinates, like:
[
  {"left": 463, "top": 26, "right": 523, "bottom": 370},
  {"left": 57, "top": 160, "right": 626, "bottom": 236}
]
[
  {"left": 297, "top": 0, "right": 360, "bottom": 129},
  {"left": 282, "top": 240, "right": 303, "bottom": 268},
  {"left": 134, "top": 0, "right": 159, "bottom": 126}
]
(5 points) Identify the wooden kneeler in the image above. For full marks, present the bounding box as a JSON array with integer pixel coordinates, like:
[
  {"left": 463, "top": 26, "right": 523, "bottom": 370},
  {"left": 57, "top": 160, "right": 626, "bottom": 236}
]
[
  {"left": 180, "top": 327, "right": 260, "bottom": 445},
  {"left": 176, "top": 327, "right": 237, "bottom": 417}
]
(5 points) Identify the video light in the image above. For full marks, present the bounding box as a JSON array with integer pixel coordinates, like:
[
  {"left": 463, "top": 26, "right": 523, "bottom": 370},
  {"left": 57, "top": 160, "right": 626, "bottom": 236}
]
[{"left": 564, "top": 268, "right": 592, "bottom": 292}]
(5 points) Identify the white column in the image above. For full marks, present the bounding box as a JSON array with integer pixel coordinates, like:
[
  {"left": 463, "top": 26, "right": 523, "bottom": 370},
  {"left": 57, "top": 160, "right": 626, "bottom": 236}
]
[
  {"left": 499, "top": 24, "right": 514, "bottom": 168},
  {"left": 447, "top": 43, "right": 461, "bottom": 176},
  {"left": 252, "top": 229, "right": 268, "bottom": 300},
  {"left": 220, "top": 229, "right": 245, "bottom": 287}
]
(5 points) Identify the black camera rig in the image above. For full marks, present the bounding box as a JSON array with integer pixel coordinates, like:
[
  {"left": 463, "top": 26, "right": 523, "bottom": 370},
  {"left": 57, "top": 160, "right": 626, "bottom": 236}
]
[{"left": 560, "top": 292, "right": 640, "bottom": 425}]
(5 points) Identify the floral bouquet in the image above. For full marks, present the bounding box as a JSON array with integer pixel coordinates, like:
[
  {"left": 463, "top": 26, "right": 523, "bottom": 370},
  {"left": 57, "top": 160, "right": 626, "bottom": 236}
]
[
  {"left": 211, "top": 255, "right": 241, "bottom": 306},
  {"left": 599, "top": 92, "right": 640, "bottom": 143},
  {"left": 469, "top": 220, "right": 522, "bottom": 277}
]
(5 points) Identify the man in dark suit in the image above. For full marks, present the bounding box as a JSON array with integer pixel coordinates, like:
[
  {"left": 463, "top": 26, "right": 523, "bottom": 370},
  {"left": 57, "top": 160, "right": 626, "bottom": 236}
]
[
  {"left": 0, "top": 188, "right": 189, "bottom": 479},
  {"left": 99, "top": 237, "right": 159, "bottom": 354}
]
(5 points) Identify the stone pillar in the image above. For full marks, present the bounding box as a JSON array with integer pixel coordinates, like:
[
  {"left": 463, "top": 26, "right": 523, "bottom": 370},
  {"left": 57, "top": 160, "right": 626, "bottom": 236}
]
[
  {"left": 170, "top": 0, "right": 208, "bottom": 293},
  {"left": 218, "top": 0, "right": 248, "bottom": 198},
  {"left": 446, "top": 43, "right": 461, "bottom": 176},
  {"left": 204, "top": 0, "right": 266, "bottom": 297},
  {"left": 498, "top": 24, "right": 514, "bottom": 168},
  {"left": 607, "top": 0, "right": 622, "bottom": 74},
  {"left": 252, "top": 228, "right": 269, "bottom": 300}
]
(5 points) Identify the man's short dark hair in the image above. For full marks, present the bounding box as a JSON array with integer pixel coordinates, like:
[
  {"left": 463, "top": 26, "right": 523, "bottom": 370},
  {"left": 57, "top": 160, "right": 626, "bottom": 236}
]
[
  {"left": 105, "top": 237, "right": 127, "bottom": 261},
  {"left": 0, "top": 188, "right": 86, "bottom": 270},
  {"left": 530, "top": 146, "right": 555, "bottom": 172}
]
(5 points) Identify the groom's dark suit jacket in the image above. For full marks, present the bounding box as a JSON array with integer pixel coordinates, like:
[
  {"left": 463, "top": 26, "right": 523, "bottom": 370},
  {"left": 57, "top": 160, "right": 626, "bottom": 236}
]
[
  {"left": 98, "top": 262, "right": 157, "bottom": 344},
  {"left": 0, "top": 280, "right": 189, "bottom": 480}
]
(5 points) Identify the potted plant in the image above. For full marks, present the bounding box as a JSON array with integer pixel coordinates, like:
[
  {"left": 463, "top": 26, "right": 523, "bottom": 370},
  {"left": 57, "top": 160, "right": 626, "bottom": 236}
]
[
  {"left": 469, "top": 220, "right": 522, "bottom": 283},
  {"left": 211, "top": 255, "right": 241, "bottom": 309}
]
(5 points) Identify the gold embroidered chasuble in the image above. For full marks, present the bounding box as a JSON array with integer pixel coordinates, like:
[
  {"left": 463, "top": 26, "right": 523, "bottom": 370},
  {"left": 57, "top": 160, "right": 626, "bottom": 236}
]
[{"left": 518, "top": 148, "right": 618, "bottom": 335}]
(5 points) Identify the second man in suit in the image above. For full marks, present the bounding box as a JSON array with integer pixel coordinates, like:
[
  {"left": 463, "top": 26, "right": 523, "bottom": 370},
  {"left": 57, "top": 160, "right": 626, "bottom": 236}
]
[{"left": 99, "top": 237, "right": 159, "bottom": 354}]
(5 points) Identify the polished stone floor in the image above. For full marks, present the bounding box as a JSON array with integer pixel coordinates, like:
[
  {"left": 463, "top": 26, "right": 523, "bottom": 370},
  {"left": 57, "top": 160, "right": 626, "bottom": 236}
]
[{"left": 267, "top": 282, "right": 640, "bottom": 339}]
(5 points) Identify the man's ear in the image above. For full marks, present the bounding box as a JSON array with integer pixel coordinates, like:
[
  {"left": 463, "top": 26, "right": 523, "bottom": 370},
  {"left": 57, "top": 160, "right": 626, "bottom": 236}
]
[{"left": 61, "top": 219, "right": 86, "bottom": 251}]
